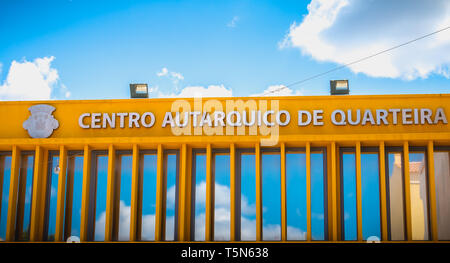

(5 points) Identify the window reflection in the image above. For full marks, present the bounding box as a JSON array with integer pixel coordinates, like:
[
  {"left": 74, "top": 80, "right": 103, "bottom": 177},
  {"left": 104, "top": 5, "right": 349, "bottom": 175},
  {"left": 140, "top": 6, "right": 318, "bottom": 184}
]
[
  {"left": 286, "top": 152, "right": 306, "bottom": 240},
  {"left": 361, "top": 152, "right": 381, "bottom": 240},
  {"left": 262, "top": 153, "right": 281, "bottom": 241},
  {"left": 341, "top": 152, "right": 357, "bottom": 240},
  {"left": 46, "top": 153, "right": 60, "bottom": 241},
  {"left": 93, "top": 154, "right": 108, "bottom": 241},
  {"left": 214, "top": 154, "right": 230, "bottom": 241},
  {"left": 434, "top": 150, "right": 450, "bottom": 240},
  {"left": 387, "top": 151, "right": 405, "bottom": 240},
  {"left": 165, "top": 153, "right": 178, "bottom": 241},
  {"left": 240, "top": 153, "right": 256, "bottom": 241},
  {"left": 409, "top": 152, "right": 429, "bottom": 240},
  {"left": 0, "top": 155, "right": 12, "bottom": 241},
  {"left": 193, "top": 152, "right": 206, "bottom": 241},
  {"left": 310, "top": 152, "right": 326, "bottom": 240},
  {"left": 118, "top": 154, "right": 132, "bottom": 241},
  {"left": 141, "top": 154, "right": 157, "bottom": 241},
  {"left": 16, "top": 153, "right": 35, "bottom": 241},
  {"left": 65, "top": 154, "right": 84, "bottom": 240}
]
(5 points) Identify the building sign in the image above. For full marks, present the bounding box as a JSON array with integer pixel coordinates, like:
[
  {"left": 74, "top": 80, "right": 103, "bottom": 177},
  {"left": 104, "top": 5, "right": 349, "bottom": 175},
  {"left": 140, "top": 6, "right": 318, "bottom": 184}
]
[
  {"left": 77, "top": 107, "right": 447, "bottom": 129},
  {"left": 0, "top": 94, "right": 448, "bottom": 142}
]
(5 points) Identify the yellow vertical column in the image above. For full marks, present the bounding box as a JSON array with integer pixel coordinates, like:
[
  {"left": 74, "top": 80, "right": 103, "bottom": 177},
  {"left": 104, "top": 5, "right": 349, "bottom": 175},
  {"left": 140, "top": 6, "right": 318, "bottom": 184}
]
[
  {"left": 80, "top": 145, "right": 91, "bottom": 242},
  {"left": 229, "top": 143, "right": 236, "bottom": 241},
  {"left": 6, "top": 146, "right": 20, "bottom": 241},
  {"left": 185, "top": 147, "right": 193, "bottom": 240},
  {"left": 105, "top": 144, "right": 116, "bottom": 241},
  {"left": 306, "top": 142, "right": 312, "bottom": 241},
  {"left": 355, "top": 142, "right": 363, "bottom": 241},
  {"left": 181, "top": 143, "right": 193, "bottom": 241},
  {"left": 335, "top": 144, "right": 341, "bottom": 240},
  {"left": 255, "top": 143, "right": 262, "bottom": 241},
  {"left": 280, "top": 143, "right": 287, "bottom": 241},
  {"left": 205, "top": 144, "right": 214, "bottom": 241},
  {"left": 155, "top": 144, "right": 165, "bottom": 241},
  {"left": 130, "top": 144, "right": 140, "bottom": 241},
  {"left": 178, "top": 144, "right": 188, "bottom": 241},
  {"left": 427, "top": 141, "right": 438, "bottom": 241},
  {"left": 39, "top": 149, "right": 49, "bottom": 240},
  {"left": 326, "top": 144, "right": 333, "bottom": 239},
  {"left": 55, "top": 146, "right": 68, "bottom": 242},
  {"left": 378, "top": 142, "right": 388, "bottom": 241},
  {"left": 30, "top": 145, "right": 46, "bottom": 241},
  {"left": 403, "top": 141, "right": 412, "bottom": 241},
  {"left": 330, "top": 142, "right": 338, "bottom": 241}
]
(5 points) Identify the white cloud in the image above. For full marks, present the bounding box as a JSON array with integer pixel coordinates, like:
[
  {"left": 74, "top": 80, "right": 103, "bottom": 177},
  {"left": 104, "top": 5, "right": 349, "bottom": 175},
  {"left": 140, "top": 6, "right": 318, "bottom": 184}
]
[
  {"left": 192, "top": 182, "right": 306, "bottom": 241},
  {"left": 94, "top": 182, "right": 307, "bottom": 242},
  {"left": 170, "top": 71, "right": 184, "bottom": 81},
  {"left": 281, "top": 0, "right": 450, "bottom": 80},
  {"left": 251, "top": 85, "right": 303, "bottom": 97},
  {"left": 241, "top": 195, "right": 256, "bottom": 216},
  {"left": 94, "top": 210, "right": 106, "bottom": 241},
  {"left": 167, "top": 184, "right": 177, "bottom": 208},
  {"left": 155, "top": 84, "right": 232, "bottom": 98},
  {"left": 61, "top": 84, "right": 71, "bottom": 99},
  {"left": 117, "top": 201, "right": 131, "bottom": 241},
  {"left": 240, "top": 216, "right": 257, "bottom": 241},
  {"left": 157, "top": 67, "right": 169, "bottom": 77},
  {"left": 227, "top": 16, "right": 240, "bottom": 28},
  {"left": 311, "top": 212, "right": 325, "bottom": 220},
  {"left": 213, "top": 207, "right": 231, "bottom": 240},
  {"left": 94, "top": 201, "right": 174, "bottom": 241},
  {"left": 156, "top": 67, "right": 184, "bottom": 87},
  {"left": 0, "top": 56, "right": 70, "bottom": 100},
  {"left": 287, "top": 225, "right": 307, "bottom": 240},
  {"left": 141, "top": 213, "right": 156, "bottom": 241}
]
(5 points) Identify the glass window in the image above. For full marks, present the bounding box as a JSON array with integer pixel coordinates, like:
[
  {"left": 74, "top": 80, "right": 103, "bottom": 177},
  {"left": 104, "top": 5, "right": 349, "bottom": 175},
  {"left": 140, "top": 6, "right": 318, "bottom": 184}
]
[
  {"left": 214, "top": 154, "right": 230, "bottom": 241},
  {"left": 310, "top": 152, "right": 326, "bottom": 240},
  {"left": 286, "top": 152, "right": 307, "bottom": 240},
  {"left": 16, "top": 153, "right": 35, "bottom": 241},
  {"left": 65, "top": 154, "right": 84, "bottom": 240},
  {"left": 262, "top": 153, "right": 281, "bottom": 241},
  {"left": 46, "top": 153, "right": 60, "bottom": 241},
  {"left": 117, "top": 154, "right": 132, "bottom": 241},
  {"left": 93, "top": 154, "right": 108, "bottom": 241},
  {"left": 409, "top": 152, "right": 429, "bottom": 241},
  {"left": 0, "top": 155, "right": 12, "bottom": 241},
  {"left": 240, "top": 153, "right": 256, "bottom": 241},
  {"left": 434, "top": 150, "right": 450, "bottom": 240},
  {"left": 193, "top": 152, "right": 206, "bottom": 241},
  {"left": 387, "top": 151, "right": 405, "bottom": 240},
  {"left": 341, "top": 151, "right": 357, "bottom": 241},
  {"left": 165, "top": 153, "right": 178, "bottom": 241},
  {"left": 141, "top": 153, "right": 157, "bottom": 241},
  {"left": 361, "top": 152, "right": 381, "bottom": 240}
]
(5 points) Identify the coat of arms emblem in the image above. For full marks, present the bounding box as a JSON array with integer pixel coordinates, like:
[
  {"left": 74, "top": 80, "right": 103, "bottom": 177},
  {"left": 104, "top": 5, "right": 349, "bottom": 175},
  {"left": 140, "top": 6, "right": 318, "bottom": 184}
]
[{"left": 23, "top": 104, "right": 59, "bottom": 138}]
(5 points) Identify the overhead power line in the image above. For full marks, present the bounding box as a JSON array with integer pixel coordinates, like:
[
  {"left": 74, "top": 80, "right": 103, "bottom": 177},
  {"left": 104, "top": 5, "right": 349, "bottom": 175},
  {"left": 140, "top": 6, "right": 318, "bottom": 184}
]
[{"left": 264, "top": 25, "right": 450, "bottom": 96}]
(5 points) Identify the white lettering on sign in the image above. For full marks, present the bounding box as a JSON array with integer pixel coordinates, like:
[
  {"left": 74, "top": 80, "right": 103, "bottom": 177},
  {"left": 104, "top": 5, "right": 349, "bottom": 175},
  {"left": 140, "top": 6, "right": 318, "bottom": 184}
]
[
  {"left": 78, "top": 108, "right": 447, "bottom": 129},
  {"left": 160, "top": 110, "right": 291, "bottom": 128},
  {"left": 79, "top": 112, "right": 155, "bottom": 129}
]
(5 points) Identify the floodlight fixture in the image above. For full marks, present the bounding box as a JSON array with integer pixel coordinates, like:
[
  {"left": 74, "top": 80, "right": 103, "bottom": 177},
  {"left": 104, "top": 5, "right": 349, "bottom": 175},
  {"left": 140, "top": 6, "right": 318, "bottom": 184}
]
[
  {"left": 330, "top": 80, "right": 349, "bottom": 95},
  {"left": 130, "top": 83, "right": 149, "bottom": 98}
]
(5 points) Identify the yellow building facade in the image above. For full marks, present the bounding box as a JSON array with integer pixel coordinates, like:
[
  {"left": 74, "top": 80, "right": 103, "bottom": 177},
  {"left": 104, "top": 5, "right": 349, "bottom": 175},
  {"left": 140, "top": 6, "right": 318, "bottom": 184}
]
[{"left": 0, "top": 94, "right": 449, "bottom": 242}]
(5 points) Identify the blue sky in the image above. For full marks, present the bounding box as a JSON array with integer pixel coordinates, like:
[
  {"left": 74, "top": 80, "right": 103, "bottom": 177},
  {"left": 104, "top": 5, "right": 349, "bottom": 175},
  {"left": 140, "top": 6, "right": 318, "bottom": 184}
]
[{"left": 0, "top": 0, "right": 449, "bottom": 101}]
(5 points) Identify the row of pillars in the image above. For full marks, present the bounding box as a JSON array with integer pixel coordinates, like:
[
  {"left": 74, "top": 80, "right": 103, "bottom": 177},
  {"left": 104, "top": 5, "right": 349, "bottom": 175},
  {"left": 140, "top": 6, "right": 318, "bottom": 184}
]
[{"left": 2, "top": 140, "right": 439, "bottom": 242}]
